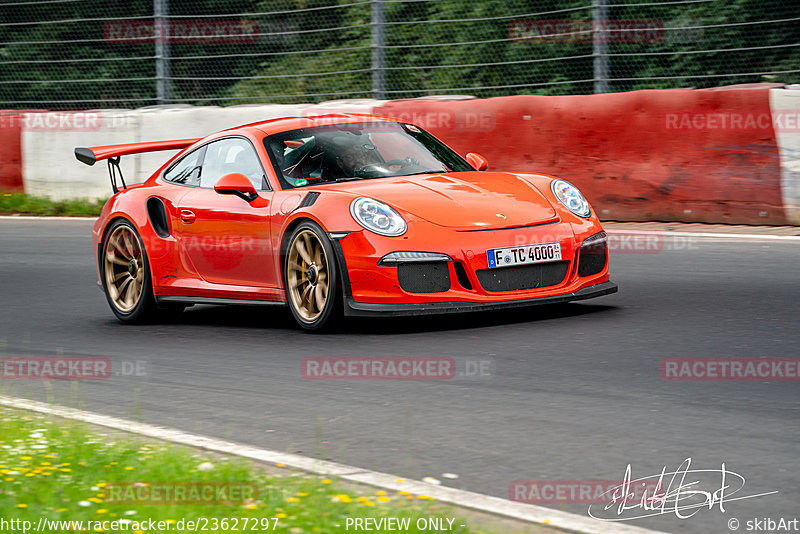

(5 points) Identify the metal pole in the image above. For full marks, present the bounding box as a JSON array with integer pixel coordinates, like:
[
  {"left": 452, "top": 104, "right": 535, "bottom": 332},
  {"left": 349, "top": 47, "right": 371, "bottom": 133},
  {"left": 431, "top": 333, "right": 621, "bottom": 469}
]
[
  {"left": 593, "top": 0, "right": 609, "bottom": 94},
  {"left": 371, "top": 0, "right": 385, "bottom": 100},
  {"left": 154, "top": 0, "right": 170, "bottom": 104}
]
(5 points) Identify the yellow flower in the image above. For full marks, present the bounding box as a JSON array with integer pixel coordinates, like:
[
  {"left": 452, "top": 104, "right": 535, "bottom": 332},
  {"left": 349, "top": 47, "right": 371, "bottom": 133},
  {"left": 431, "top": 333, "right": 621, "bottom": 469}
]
[
  {"left": 417, "top": 495, "right": 434, "bottom": 500},
  {"left": 56, "top": 508, "right": 68, "bottom": 513},
  {"left": 376, "top": 490, "right": 386, "bottom": 496},
  {"left": 96, "top": 509, "right": 107, "bottom": 514},
  {"left": 40, "top": 462, "right": 50, "bottom": 466},
  {"left": 17, "top": 504, "right": 28, "bottom": 508},
  {"left": 88, "top": 498, "right": 103, "bottom": 504},
  {"left": 20, "top": 456, "right": 32, "bottom": 461},
  {"left": 59, "top": 468, "right": 71, "bottom": 472},
  {"left": 274, "top": 513, "right": 287, "bottom": 519},
  {"left": 246, "top": 504, "right": 257, "bottom": 510},
  {"left": 109, "top": 462, "right": 117, "bottom": 466},
  {"left": 335, "top": 494, "right": 352, "bottom": 503},
  {"left": 97, "top": 483, "right": 107, "bottom": 488},
  {"left": 356, "top": 497, "right": 370, "bottom": 503},
  {"left": 4, "top": 478, "right": 13, "bottom": 482},
  {"left": 123, "top": 467, "right": 134, "bottom": 471},
  {"left": 363, "top": 501, "right": 375, "bottom": 506},
  {"left": 377, "top": 496, "right": 391, "bottom": 502},
  {"left": 276, "top": 463, "right": 285, "bottom": 467},
  {"left": 285, "top": 497, "right": 299, "bottom": 503},
  {"left": 394, "top": 478, "right": 404, "bottom": 482},
  {"left": 398, "top": 491, "right": 410, "bottom": 496},
  {"left": 298, "top": 492, "right": 309, "bottom": 497},
  {"left": 321, "top": 479, "right": 331, "bottom": 484}
]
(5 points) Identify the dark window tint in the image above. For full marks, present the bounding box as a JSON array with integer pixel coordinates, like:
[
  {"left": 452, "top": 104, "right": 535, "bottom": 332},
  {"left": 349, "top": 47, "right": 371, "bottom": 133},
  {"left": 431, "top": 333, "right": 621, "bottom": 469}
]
[{"left": 263, "top": 122, "right": 473, "bottom": 189}]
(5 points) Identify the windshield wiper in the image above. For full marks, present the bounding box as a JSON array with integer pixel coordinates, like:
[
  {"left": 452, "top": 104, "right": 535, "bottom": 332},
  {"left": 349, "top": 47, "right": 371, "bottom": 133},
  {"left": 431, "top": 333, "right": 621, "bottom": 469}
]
[{"left": 398, "top": 170, "right": 442, "bottom": 177}]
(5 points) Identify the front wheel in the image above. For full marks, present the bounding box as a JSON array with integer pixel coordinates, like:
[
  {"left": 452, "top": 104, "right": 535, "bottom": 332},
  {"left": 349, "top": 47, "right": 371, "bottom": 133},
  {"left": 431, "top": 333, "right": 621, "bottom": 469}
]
[{"left": 284, "top": 222, "right": 342, "bottom": 332}]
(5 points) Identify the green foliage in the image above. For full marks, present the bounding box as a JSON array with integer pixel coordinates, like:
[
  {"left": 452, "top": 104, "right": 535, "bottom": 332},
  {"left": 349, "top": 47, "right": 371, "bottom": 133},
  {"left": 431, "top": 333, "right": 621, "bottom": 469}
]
[
  {"left": 0, "top": 408, "right": 495, "bottom": 533},
  {"left": 0, "top": 0, "right": 798, "bottom": 108},
  {"left": 0, "top": 192, "right": 106, "bottom": 216}
]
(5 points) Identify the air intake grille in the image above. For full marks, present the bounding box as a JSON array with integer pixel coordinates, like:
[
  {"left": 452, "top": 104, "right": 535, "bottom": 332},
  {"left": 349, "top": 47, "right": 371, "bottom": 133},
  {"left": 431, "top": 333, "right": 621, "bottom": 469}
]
[
  {"left": 578, "top": 245, "right": 607, "bottom": 277},
  {"left": 299, "top": 192, "right": 320, "bottom": 207},
  {"left": 476, "top": 261, "right": 569, "bottom": 292},
  {"left": 397, "top": 262, "right": 451, "bottom": 293}
]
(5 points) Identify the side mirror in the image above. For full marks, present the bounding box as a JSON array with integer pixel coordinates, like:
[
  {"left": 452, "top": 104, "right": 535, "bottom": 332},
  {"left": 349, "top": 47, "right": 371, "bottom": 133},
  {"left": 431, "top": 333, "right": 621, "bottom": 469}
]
[
  {"left": 466, "top": 153, "right": 489, "bottom": 171},
  {"left": 214, "top": 173, "right": 258, "bottom": 202}
]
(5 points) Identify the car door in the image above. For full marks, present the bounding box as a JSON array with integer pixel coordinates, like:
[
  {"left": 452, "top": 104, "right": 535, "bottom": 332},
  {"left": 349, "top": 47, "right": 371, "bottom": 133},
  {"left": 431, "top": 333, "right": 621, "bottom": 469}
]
[{"left": 176, "top": 137, "right": 277, "bottom": 288}]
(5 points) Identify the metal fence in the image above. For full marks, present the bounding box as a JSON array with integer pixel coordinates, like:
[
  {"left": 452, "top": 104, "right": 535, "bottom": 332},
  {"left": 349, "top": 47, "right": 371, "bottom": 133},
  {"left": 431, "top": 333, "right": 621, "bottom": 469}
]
[{"left": 1, "top": 0, "right": 798, "bottom": 109}]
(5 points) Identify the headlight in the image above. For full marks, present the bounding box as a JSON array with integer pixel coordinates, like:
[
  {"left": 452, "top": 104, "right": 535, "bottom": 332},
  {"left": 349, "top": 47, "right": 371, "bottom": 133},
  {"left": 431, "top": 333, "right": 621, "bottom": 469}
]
[
  {"left": 350, "top": 197, "right": 407, "bottom": 237},
  {"left": 551, "top": 179, "right": 591, "bottom": 218}
]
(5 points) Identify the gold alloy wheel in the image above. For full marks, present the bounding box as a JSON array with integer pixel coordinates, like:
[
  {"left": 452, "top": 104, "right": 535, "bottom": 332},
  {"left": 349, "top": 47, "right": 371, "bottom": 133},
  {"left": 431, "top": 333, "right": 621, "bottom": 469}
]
[
  {"left": 104, "top": 225, "right": 145, "bottom": 314},
  {"left": 287, "top": 229, "right": 329, "bottom": 322}
]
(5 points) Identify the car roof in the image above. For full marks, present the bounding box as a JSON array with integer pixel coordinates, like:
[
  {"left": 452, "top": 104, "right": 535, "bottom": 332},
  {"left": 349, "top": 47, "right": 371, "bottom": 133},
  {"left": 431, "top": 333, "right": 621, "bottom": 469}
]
[{"left": 227, "top": 113, "right": 405, "bottom": 136}]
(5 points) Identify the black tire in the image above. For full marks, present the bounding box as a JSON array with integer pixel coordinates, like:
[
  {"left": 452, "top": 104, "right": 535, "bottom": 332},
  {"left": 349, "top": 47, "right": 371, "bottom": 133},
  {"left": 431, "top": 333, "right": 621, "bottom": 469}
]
[
  {"left": 100, "top": 219, "right": 158, "bottom": 324},
  {"left": 283, "top": 221, "right": 342, "bottom": 332}
]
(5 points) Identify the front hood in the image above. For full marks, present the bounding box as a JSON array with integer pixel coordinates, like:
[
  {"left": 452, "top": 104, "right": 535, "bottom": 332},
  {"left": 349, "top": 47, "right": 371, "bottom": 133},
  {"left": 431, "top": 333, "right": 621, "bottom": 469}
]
[{"left": 333, "top": 171, "right": 558, "bottom": 230}]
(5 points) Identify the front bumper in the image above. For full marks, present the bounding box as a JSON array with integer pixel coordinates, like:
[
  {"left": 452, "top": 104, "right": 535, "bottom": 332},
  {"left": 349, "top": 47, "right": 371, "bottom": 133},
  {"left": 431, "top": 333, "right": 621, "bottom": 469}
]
[
  {"left": 330, "top": 220, "right": 617, "bottom": 317},
  {"left": 342, "top": 280, "right": 618, "bottom": 317}
]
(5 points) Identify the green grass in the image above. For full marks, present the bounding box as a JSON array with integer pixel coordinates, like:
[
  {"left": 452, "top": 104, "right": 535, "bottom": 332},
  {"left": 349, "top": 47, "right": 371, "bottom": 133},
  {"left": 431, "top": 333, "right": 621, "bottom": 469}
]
[
  {"left": 0, "top": 408, "right": 496, "bottom": 533},
  {"left": 0, "top": 192, "right": 105, "bottom": 217}
]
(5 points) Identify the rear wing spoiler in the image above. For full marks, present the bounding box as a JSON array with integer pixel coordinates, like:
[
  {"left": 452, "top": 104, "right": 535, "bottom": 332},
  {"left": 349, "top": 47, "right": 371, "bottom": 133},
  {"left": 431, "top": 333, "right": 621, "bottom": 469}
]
[
  {"left": 74, "top": 138, "right": 200, "bottom": 193},
  {"left": 74, "top": 138, "right": 200, "bottom": 166}
]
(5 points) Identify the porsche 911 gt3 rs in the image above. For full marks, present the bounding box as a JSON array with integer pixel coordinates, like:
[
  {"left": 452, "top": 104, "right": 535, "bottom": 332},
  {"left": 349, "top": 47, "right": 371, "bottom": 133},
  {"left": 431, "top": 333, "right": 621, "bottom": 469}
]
[{"left": 75, "top": 113, "right": 617, "bottom": 331}]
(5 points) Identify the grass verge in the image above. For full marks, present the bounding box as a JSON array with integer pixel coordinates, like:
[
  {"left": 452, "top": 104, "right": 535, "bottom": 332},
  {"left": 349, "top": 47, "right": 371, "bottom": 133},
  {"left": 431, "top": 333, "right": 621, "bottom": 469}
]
[
  {"left": 0, "top": 407, "right": 500, "bottom": 533},
  {"left": 0, "top": 192, "right": 105, "bottom": 217}
]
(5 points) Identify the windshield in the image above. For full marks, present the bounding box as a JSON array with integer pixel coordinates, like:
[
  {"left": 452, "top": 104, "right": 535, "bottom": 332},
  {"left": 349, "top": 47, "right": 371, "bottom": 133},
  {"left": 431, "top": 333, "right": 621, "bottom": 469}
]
[{"left": 263, "top": 121, "right": 473, "bottom": 189}]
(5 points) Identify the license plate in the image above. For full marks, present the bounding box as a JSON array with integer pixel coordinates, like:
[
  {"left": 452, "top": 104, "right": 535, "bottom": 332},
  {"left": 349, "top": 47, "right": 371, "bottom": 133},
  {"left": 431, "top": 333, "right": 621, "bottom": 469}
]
[{"left": 486, "top": 242, "right": 562, "bottom": 269}]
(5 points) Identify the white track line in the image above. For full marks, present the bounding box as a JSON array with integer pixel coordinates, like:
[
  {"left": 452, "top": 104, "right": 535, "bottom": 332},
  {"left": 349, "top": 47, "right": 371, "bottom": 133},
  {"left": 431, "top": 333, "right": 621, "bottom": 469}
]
[
  {"left": 605, "top": 229, "right": 800, "bottom": 241},
  {"left": 0, "top": 395, "right": 667, "bottom": 534}
]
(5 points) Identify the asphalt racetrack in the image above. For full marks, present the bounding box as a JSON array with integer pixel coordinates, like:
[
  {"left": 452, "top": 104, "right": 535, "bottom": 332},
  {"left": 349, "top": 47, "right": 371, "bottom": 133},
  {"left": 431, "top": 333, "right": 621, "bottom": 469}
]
[{"left": 1, "top": 218, "right": 798, "bottom": 534}]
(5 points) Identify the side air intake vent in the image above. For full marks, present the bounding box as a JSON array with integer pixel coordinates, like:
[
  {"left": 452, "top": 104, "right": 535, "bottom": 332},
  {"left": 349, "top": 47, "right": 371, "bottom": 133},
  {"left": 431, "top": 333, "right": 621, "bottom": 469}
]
[
  {"left": 299, "top": 192, "right": 320, "bottom": 208},
  {"left": 146, "top": 197, "right": 170, "bottom": 238}
]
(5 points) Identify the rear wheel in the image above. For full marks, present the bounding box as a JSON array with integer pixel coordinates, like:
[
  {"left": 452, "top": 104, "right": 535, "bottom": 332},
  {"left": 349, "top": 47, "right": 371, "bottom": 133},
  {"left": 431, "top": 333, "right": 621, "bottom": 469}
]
[
  {"left": 101, "top": 219, "right": 157, "bottom": 323},
  {"left": 284, "top": 222, "right": 341, "bottom": 332}
]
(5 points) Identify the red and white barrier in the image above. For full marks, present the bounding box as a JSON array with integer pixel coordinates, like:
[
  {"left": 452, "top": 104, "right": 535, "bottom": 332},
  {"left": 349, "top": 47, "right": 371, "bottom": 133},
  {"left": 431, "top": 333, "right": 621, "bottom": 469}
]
[
  {"left": 374, "top": 88, "right": 796, "bottom": 225},
  {"left": 2, "top": 88, "right": 799, "bottom": 225}
]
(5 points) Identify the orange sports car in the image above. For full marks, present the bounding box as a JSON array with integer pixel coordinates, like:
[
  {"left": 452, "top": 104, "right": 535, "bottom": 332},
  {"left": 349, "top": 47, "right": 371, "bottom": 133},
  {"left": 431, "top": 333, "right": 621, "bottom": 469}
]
[{"left": 75, "top": 114, "right": 617, "bottom": 331}]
